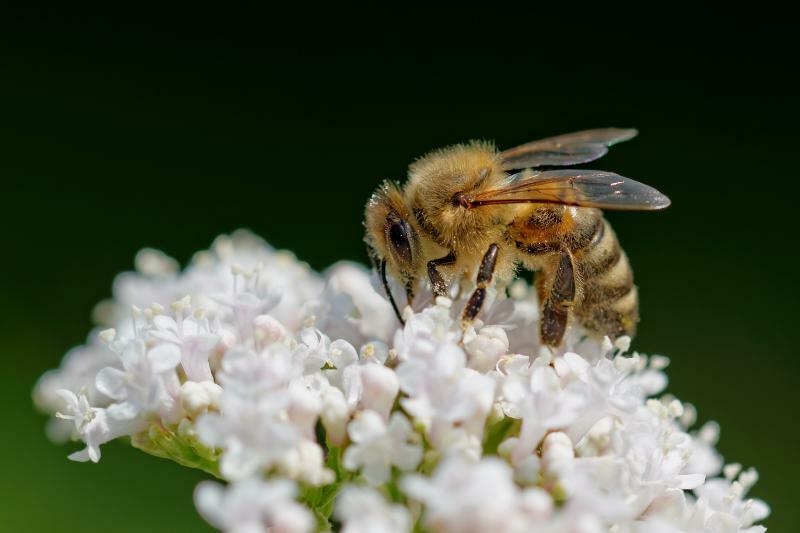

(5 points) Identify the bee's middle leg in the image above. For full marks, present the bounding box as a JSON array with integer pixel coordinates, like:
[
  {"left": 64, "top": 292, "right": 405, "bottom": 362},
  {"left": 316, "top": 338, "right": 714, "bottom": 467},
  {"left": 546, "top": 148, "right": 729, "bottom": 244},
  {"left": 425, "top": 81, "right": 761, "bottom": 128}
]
[
  {"left": 540, "top": 250, "right": 576, "bottom": 347},
  {"left": 462, "top": 244, "right": 499, "bottom": 325},
  {"left": 427, "top": 251, "right": 456, "bottom": 297}
]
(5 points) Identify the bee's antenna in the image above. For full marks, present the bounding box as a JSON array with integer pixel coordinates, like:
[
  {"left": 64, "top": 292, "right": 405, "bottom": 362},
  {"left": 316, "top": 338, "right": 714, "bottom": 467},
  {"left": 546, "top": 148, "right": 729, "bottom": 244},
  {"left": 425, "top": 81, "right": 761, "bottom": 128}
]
[{"left": 380, "top": 259, "right": 405, "bottom": 326}]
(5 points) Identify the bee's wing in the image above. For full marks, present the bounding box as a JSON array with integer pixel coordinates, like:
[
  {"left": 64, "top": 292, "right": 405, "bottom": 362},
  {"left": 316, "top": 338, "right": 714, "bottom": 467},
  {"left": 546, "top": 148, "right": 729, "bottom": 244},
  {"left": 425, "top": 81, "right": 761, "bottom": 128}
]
[
  {"left": 500, "top": 128, "right": 638, "bottom": 170},
  {"left": 468, "top": 169, "right": 670, "bottom": 211}
]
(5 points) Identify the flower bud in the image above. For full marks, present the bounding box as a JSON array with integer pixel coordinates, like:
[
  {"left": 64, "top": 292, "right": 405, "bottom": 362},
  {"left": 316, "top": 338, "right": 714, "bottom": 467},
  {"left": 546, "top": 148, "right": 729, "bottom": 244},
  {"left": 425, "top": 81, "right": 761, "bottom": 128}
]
[
  {"left": 253, "top": 314, "right": 287, "bottom": 345},
  {"left": 542, "top": 431, "right": 574, "bottom": 478},
  {"left": 514, "top": 455, "right": 541, "bottom": 485},
  {"left": 321, "top": 387, "right": 349, "bottom": 447},
  {"left": 135, "top": 248, "right": 179, "bottom": 276},
  {"left": 520, "top": 487, "right": 554, "bottom": 520},
  {"left": 180, "top": 381, "right": 212, "bottom": 417},
  {"left": 219, "top": 330, "right": 237, "bottom": 351},
  {"left": 98, "top": 328, "right": 116, "bottom": 344},
  {"left": 199, "top": 381, "right": 223, "bottom": 411},
  {"left": 359, "top": 364, "right": 399, "bottom": 421},
  {"left": 724, "top": 463, "right": 742, "bottom": 480},
  {"left": 497, "top": 437, "right": 519, "bottom": 461},
  {"left": 288, "top": 384, "right": 321, "bottom": 439},
  {"left": 277, "top": 440, "right": 334, "bottom": 486},
  {"left": 614, "top": 335, "right": 631, "bottom": 354}
]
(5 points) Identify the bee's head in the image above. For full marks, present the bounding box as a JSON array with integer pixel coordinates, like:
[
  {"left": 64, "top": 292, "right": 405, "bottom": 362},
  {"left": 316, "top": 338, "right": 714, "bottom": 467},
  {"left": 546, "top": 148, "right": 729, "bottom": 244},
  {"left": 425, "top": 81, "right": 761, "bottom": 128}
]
[{"left": 364, "top": 180, "right": 422, "bottom": 322}]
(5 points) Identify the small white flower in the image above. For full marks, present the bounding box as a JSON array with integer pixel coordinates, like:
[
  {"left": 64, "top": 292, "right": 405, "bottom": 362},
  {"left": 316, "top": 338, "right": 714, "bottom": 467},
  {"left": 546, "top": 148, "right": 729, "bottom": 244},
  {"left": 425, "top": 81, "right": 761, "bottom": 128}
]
[
  {"left": 323, "top": 339, "right": 398, "bottom": 419},
  {"left": 686, "top": 430, "right": 724, "bottom": 478},
  {"left": 343, "top": 411, "right": 422, "bottom": 485},
  {"left": 196, "top": 392, "right": 298, "bottom": 480},
  {"left": 294, "top": 328, "right": 335, "bottom": 374},
  {"left": 392, "top": 299, "right": 461, "bottom": 362},
  {"left": 56, "top": 389, "right": 146, "bottom": 463},
  {"left": 463, "top": 324, "right": 509, "bottom": 372},
  {"left": 95, "top": 339, "right": 181, "bottom": 422},
  {"left": 397, "top": 341, "right": 495, "bottom": 449},
  {"left": 55, "top": 389, "right": 97, "bottom": 435},
  {"left": 194, "top": 478, "right": 313, "bottom": 533},
  {"left": 312, "top": 262, "right": 397, "bottom": 345},
  {"left": 501, "top": 359, "right": 584, "bottom": 465},
  {"left": 33, "top": 335, "right": 122, "bottom": 442},
  {"left": 559, "top": 353, "right": 641, "bottom": 443},
  {"left": 150, "top": 313, "right": 219, "bottom": 382},
  {"left": 403, "top": 457, "right": 529, "bottom": 533},
  {"left": 335, "top": 485, "right": 411, "bottom": 533},
  {"left": 216, "top": 344, "right": 302, "bottom": 400},
  {"left": 213, "top": 284, "right": 281, "bottom": 343},
  {"left": 322, "top": 338, "right": 360, "bottom": 404},
  {"left": 684, "top": 475, "right": 770, "bottom": 532}
]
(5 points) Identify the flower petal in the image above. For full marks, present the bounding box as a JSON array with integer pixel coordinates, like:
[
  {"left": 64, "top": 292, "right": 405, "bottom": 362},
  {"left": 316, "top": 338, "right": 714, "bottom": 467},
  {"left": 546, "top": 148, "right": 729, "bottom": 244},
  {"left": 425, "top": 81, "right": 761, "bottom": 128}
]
[
  {"left": 95, "top": 367, "right": 127, "bottom": 400},
  {"left": 148, "top": 344, "right": 181, "bottom": 373}
]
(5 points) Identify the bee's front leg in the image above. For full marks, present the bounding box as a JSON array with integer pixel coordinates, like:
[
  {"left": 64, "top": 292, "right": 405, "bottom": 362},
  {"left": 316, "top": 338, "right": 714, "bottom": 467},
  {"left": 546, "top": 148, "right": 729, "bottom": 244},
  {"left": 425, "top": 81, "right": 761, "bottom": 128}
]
[
  {"left": 540, "top": 250, "right": 576, "bottom": 347},
  {"left": 427, "top": 252, "right": 456, "bottom": 297},
  {"left": 379, "top": 259, "right": 405, "bottom": 325},
  {"left": 461, "top": 244, "right": 499, "bottom": 326}
]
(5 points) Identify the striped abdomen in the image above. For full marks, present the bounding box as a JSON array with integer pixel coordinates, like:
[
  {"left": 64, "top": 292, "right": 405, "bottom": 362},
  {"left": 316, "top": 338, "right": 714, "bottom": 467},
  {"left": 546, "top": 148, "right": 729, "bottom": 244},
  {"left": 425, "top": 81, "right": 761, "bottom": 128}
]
[
  {"left": 511, "top": 206, "right": 638, "bottom": 340},
  {"left": 572, "top": 213, "right": 638, "bottom": 338}
]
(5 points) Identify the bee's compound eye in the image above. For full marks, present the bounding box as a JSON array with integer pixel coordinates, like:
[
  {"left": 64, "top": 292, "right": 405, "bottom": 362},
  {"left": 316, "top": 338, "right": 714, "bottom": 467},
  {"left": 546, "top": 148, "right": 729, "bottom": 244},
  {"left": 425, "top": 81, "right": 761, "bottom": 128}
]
[{"left": 388, "top": 219, "right": 413, "bottom": 265}]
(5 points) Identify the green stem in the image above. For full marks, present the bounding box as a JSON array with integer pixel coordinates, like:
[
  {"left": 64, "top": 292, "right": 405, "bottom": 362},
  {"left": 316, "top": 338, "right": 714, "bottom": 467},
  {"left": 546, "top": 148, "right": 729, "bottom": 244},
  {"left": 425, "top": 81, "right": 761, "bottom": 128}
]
[
  {"left": 300, "top": 445, "right": 352, "bottom": 531},
  {"left": 483, "top": 415, "right": 518, "bottom": 456}
]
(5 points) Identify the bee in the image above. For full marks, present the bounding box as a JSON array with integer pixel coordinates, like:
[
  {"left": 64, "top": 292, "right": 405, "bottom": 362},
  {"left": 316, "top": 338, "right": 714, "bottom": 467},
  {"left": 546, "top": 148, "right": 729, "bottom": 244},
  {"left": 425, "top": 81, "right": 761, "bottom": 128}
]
[{"left": 364, "top": 128, "right": 670, "bottom": 347}]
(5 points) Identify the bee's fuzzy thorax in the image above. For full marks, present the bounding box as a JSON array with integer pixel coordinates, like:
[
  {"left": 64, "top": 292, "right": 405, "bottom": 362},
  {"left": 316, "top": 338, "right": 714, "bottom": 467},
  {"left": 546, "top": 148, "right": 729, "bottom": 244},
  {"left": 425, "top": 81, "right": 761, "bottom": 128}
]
[{"left": 403, "top": 141, "right": 519, "bottom": 280}]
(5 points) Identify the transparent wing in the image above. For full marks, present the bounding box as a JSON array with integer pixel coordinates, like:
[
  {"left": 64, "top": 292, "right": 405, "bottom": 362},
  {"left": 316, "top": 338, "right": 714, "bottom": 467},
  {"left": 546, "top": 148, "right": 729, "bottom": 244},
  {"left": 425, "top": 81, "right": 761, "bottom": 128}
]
[
  {"left": 500, "top": 128, "right": 638, "bottom": 170},
  {"left": 466, "top": 169, "right": 671, "bottom": 211}
]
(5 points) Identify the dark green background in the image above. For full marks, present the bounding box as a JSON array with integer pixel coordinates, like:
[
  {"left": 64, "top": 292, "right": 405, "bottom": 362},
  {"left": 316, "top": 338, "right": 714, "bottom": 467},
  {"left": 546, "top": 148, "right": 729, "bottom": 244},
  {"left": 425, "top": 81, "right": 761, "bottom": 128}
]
[{"left": 1, "top": 9, "right": 797, "bottom": 531}]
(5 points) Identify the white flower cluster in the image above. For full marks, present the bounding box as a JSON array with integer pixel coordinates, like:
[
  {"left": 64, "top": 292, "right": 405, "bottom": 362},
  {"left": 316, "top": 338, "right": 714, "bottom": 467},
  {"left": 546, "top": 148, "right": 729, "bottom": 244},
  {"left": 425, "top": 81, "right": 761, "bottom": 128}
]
[{"left": 34, "top": 230, "right": 770, "bottom": 532}]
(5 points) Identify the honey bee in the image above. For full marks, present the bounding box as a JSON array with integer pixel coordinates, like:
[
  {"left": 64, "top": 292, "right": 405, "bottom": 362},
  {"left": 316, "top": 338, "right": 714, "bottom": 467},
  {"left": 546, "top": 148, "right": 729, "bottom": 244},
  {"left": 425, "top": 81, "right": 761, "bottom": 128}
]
[{"left": 364, "top": 128, "right": 670, "bottom": 347}]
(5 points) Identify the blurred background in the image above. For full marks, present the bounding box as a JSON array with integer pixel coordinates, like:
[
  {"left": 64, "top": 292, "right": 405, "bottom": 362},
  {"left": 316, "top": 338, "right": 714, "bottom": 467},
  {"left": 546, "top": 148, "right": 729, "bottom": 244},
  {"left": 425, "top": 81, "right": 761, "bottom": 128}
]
[{"left": 1, "top": 7, "right": 797, "bottom": 531}]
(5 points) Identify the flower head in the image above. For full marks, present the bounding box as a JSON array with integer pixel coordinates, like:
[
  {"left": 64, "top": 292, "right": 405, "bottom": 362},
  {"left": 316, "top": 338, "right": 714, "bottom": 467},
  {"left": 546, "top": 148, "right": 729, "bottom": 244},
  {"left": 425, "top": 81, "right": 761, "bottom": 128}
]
[{"left": 34, "top": 230, "right": 770, "bottom": 532}]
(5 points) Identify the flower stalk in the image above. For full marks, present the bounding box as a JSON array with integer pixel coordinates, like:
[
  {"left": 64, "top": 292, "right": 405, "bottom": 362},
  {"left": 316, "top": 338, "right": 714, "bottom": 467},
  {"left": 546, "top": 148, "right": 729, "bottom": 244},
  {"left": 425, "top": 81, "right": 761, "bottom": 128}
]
[{"left": 130, "top": 423, "right": 222, "bottom": 478}]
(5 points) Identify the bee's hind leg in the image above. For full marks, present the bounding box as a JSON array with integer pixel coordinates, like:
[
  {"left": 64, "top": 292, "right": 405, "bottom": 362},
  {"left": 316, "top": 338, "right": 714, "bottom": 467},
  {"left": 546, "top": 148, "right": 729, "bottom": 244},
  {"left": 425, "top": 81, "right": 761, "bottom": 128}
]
[
  {"left": 461, "top": 244, "right": 499, "bottom": 326},
  {"left": 540, "top": 250, "right": 576, "bottom": 347}
]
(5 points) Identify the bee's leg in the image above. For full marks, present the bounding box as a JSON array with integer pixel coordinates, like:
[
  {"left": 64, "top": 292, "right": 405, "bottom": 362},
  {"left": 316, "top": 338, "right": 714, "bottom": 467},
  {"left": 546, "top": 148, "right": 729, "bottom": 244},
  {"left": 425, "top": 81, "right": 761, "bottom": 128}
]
[
  {"left": 379, "top": 259, "right": 405, "bottom": 325},
  {"left": 427, "top": 252, "right": 456, "bottom": 297},
  {"left": 462, "top": 244, "right": 499, "bottom": 324},
  {"left": 405, "top": 281, "right": 416, "bottom": 306},
  {"left": 540, "top": 250, "right": 576, "bottom": 347}
]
